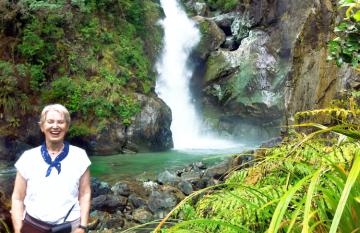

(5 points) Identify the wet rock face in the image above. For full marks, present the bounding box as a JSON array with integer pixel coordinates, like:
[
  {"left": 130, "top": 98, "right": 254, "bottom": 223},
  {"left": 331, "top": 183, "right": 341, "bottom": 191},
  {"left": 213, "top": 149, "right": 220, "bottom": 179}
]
[
  {"left": 125, "top": 93, "right": 173, "bottom": 153},
  {"left": 187, "top": 0, "right": 358, "bottom": 142},
  {"left": 283, "top": 0, "right": 360, "bottom": 117},
  {"left": 193, "top": 16, "right": 226, "bottom": 60},
  {"left": 185, "top": 0, "right": 210, "bottom": 16},
  {"left": 0, "top": 136, "right": 32, "bottom": 161},
  {"left": 201, "top": 29, "right": 283, "bottom": 141}
]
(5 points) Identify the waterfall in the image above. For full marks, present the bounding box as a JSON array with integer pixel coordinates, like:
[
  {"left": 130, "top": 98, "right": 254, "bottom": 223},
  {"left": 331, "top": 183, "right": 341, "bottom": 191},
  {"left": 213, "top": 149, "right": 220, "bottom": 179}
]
[{"left": 156, "top": 0, "right": 236, "bottom": 150}]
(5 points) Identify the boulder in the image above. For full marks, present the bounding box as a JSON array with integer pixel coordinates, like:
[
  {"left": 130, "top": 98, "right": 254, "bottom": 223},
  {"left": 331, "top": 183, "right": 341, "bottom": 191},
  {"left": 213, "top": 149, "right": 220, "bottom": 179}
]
[
  {"left": 83, "top": 93, "right": 173, "bottom": 155},
  {"left": 128, "top": 194, "right": 146, "bottom": 208},
  {"left": 204, "top": 159, "right": 230, "bottom": 180},
  {"left": 125, "top": 93, "right": 173, "bottom": 152},
  {"left": 111, "top": 182, "right": 131, "bottom": 197},
  {"left": 185, "top": 1, "right": 209, "bottom": 16},
  {"left": 157, "top": 170, "right": 181, "bottom": 185},
  {"left": 231, "top": 12, "right": 257, "bottom": 43},
  {"left": 283, "top": 0, "right": 360, "bottom": 117},
  {"left": 92, "top": 194, "right": 128, "bottom": 213},
  {"left": 193, "top": 161, "right": 207, "bottom": 170},
  {"left": 132, "top": 208, "right": 153, "bottom": 224},
  {"left": 178, "top": 181, "right": 193, "bottom": 195},
  {"left": 180, "top": 171, "right": 201, "bottom": 182},
  {"left": 90, "top": 210, "right": 125, "bottom": 231},
  {"left": 91, "top": 177, "right": 112, "bottom": 198},
  {"left": 143, "top": 180, "right": 159, "bottom": 191},
  {"left": 192, "top": 178, "right": 208, "bottom": 190},
  {"left": 212, "top": 12, "right": 239, "bottom": 34},
  {"left": 193, "top": 16, "right": 226, "bottom": 60},
  {"left": 148, "top": 190, "right": 178, "bottom": 215}
]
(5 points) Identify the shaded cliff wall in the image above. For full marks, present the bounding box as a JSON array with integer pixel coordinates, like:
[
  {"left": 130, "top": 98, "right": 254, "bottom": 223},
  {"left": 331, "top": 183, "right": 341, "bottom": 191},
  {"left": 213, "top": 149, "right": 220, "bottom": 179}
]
[
  {"left": 284, "top": 0, "right": 360, "bottom": 121},
  {"left": 185, "top": 0, "right": 360, "bottom": 142}
]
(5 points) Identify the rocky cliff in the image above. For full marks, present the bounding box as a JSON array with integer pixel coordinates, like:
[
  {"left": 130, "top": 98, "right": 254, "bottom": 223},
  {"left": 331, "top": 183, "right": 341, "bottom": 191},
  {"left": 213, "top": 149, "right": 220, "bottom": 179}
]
[{"left": 185, "top": 0, "right": 360, "bottom": 142}]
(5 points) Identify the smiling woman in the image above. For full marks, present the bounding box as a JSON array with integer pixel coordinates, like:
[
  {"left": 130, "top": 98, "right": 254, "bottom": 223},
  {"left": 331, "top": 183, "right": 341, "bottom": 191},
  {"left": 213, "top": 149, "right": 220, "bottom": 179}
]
[
  {"left": 11, "top": 104, "right": 91, "bottom": 233},
  {"left": 39, "top": 105, "right": 70, "bottom": 157}
]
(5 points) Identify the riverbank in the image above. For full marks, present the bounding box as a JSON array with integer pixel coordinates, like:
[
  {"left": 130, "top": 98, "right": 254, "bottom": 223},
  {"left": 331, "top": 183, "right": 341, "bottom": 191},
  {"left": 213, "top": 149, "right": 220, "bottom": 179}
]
[
  {"left": 89, "top": 152, "right": 256, "bottom": 232},
  {"left": 0, "top": 150, "right": 256, "bottom": 232}
]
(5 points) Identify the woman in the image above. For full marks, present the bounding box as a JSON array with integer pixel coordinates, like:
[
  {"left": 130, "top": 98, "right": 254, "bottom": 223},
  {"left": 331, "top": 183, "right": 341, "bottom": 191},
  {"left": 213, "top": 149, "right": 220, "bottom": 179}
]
[{"left": 11, "top": 104, "right": 91, "bottom": 233}]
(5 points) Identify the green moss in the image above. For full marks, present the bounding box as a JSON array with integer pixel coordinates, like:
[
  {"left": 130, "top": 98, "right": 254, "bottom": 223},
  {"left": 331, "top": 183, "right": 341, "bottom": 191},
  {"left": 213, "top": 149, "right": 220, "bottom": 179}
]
[
  {"left": 204, "top": 52, "right": 228, "bottom": 82},
  {"left": 67, "top": 122, "right": 94, "bottom": 138},
  {"left": 203, "top": 0, "right": 238, "bottom": 12},
  {"left": 1, "top": 0, "right": 163, "bottom": 134},
  {"left": 0, "top": 61, "right": 30, "bottom": 128}
]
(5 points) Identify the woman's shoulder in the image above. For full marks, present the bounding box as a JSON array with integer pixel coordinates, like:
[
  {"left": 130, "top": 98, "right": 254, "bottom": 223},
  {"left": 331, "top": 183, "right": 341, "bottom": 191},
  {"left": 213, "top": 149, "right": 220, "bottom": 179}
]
[
  {"left": 67, "top": 144, "right": 91, "bottom": 167},
  {"left": 68, "top": 144, "right": 88, "bottom": 155},
  {"left": 22, "top": 145, "right": 42, "bottom": 156},
  {"left": 16, "top": 145, "right": 42, "bottom": 167}
]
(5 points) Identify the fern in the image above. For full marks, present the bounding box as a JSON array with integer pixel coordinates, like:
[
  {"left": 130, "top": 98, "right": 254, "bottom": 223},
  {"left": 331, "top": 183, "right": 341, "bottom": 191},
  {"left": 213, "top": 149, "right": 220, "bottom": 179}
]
[{"left": 159, "top": 128, "right": 360, "bottom": 233}]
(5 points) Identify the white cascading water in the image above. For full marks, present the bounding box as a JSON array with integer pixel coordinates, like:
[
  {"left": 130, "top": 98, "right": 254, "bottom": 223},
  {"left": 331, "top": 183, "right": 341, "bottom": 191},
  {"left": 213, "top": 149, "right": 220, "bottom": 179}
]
[{"left": 156, "top": 0, "right": 236, "bottom": 150}]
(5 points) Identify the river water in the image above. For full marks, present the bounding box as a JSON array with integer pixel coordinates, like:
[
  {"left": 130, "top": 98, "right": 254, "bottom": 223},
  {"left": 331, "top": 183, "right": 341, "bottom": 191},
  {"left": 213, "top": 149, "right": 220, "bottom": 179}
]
[
  {"left": 1, "top": 145, "right": 252, "bottom": 185},
  {"left": 89, "top": 145, "right": 252, "bottom": 183}
]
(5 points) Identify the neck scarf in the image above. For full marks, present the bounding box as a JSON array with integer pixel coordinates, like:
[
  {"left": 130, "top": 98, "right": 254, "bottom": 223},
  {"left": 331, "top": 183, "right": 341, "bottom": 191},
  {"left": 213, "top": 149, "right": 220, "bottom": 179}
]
[{"left": 41, "top": 141, "right": 69, "bottom": 177}]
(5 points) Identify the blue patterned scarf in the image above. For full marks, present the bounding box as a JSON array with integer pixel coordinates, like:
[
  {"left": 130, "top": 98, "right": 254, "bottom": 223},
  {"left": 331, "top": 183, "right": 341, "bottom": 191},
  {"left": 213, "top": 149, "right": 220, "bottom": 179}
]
[{"left": 41, "top": 141, "right": 69, "bottom": 177}]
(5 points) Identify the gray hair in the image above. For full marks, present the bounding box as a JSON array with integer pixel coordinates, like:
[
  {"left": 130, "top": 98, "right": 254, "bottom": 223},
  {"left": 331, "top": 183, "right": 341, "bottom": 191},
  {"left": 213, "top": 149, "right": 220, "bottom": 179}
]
[{"left": 39, "top": 104, "right": 71, "bottom": 126}]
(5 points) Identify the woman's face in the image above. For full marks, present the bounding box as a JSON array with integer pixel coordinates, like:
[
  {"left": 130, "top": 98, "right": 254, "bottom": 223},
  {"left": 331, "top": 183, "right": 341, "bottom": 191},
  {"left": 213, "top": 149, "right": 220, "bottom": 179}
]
[{"left": 40, "top": 110, "right": 69, "bottom": 144}]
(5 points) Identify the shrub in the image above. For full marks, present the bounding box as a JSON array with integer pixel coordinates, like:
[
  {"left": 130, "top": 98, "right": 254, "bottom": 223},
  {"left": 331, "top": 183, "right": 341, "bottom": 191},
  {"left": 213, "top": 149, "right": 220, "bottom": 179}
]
[
  {"left": 0, "top": 61, "right": 29, "bottom": 123},
  {"left": 204, "top": 0, "right": 238, "bottom": 12},
  {"left": 328, "top": 0, "right": 360, "bottom": 69}
]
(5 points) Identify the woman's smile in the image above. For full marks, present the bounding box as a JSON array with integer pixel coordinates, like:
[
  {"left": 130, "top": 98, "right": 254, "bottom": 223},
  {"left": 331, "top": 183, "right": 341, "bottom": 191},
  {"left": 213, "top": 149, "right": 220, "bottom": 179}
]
[{"left": 41, "top": 110, "right": 69, "bottom": 144}]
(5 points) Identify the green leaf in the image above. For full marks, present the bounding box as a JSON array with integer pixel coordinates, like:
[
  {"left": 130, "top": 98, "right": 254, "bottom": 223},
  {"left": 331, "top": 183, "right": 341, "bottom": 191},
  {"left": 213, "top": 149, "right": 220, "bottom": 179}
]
[
  {"left": 286, "top": 197, "right": 306, "bottom": 233},
  {"left": 267, "top": 174, "right": 312, "bottom": 233},
  {"left": 335, "top": 22, "right": 350, "bottom": 31},
  {"left": 329, "top": 151, "right": 360, "bottom": 233},
  {"left": 302, "top": 169, "right": 322, "bottom": 233},
  {"left": 170, "top": 219, "right": 252, "bottom": 233},
  {"left": 353, "top": 9, "right": 360, "bottom": 21},
  {"left": 355, "top": 196, "right": 360, "bottom": 203}
]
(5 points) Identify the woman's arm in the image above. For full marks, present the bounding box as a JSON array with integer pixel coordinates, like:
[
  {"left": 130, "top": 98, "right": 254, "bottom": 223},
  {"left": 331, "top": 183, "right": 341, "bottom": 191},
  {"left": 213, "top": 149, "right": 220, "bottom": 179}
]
[
  {"left": 75, "top": 168, "right": 91, "bottom": 233},
  {"left": 11, "top": 172, "right": 27, "bottom": 233}
]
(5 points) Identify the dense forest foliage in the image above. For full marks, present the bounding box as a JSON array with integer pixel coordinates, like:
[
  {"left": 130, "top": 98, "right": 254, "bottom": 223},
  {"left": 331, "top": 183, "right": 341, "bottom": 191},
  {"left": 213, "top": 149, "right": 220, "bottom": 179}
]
[{"left": 0, "top": 0, "right": 162, "bottom": 138}]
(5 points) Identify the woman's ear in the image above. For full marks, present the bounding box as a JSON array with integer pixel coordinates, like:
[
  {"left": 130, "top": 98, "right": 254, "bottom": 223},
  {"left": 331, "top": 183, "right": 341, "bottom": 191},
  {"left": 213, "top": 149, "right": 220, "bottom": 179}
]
[{"left": 39, "top": 123, "right": 44, "bottom": 133}]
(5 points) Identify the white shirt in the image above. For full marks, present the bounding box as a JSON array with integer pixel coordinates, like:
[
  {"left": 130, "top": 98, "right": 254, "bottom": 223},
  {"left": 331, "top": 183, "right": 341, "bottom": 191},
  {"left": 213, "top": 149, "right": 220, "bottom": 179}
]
[{"left": 15, "top": 145, "right": 91, "bottom": 224}]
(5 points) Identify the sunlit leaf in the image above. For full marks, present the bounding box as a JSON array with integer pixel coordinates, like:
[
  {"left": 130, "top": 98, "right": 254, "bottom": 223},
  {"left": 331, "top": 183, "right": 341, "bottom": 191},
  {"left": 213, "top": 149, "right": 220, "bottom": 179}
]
[
  {"left": 329, "top": 151, "right": 360, "bottom": 233},
  {"left": 353, "top": 10, "right": 360, "bottom": 22},
  {"left": 302, "top": 169, "right": 322, "bottom": 233},
  {"left": 267, "top": 174, "right": 312, "bottom": 233}
]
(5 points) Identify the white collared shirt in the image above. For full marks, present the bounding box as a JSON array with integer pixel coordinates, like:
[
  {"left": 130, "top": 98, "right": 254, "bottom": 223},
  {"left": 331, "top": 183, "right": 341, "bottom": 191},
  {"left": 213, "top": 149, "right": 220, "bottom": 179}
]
[{"left": 15, "top": 145, "right": 91, "bottom": 224}]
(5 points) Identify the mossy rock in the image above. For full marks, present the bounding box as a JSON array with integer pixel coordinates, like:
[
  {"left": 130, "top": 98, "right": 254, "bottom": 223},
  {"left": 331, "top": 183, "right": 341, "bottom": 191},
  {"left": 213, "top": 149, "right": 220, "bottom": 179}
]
[{"left": 193, "top": 16, "right": 225, "bottom": 59}]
